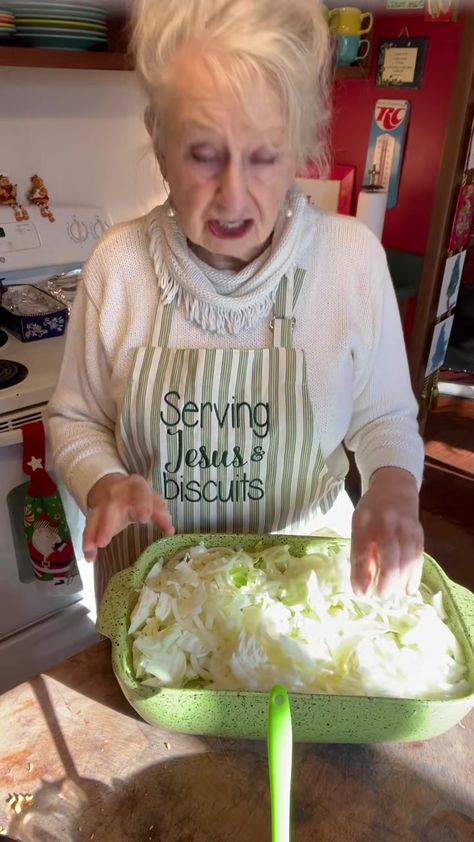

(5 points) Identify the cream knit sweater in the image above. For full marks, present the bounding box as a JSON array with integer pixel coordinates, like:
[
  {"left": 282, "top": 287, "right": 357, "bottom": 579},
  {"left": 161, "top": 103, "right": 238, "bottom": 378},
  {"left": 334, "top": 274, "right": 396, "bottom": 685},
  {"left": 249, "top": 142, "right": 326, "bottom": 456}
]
[{"left": 47, "top": 203, "right": 424, "bottom": 516}]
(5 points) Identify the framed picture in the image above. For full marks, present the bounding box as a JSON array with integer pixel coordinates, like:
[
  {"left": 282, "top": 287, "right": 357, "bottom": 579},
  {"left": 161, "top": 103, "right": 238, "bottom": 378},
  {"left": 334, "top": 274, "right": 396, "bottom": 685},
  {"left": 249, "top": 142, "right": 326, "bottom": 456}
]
[{"left": 376, "top": 38, "right": 428, "bottom": 89}]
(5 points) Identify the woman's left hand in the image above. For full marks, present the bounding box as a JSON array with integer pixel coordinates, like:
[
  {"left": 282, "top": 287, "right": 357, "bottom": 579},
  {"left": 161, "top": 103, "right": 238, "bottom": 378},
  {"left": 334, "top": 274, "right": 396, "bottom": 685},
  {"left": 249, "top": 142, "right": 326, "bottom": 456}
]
[{"left": 350, "top": 467, "right": 424, "bottom": 598}]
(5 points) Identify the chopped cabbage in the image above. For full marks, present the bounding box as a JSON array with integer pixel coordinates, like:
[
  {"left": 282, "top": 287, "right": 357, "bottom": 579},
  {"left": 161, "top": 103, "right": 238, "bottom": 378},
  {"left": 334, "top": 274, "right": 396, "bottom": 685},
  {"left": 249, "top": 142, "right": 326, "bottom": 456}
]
[{"left": 128, "top": 541, "right": 470, "bottom": 699}]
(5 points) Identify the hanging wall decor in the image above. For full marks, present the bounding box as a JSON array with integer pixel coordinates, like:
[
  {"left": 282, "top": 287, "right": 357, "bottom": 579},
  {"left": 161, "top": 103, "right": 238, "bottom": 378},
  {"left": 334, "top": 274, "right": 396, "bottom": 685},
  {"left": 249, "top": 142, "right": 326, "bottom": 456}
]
[
  {"left": 376, "top": 37, "right": 428, "bottom": 88},
  {"left": 449, "top": 182, "right": 474, "bottom": 255},
  {"left": 425, "top": 315, "right": 455, "bottom": 378},
  {"left": 436, "top": 250, "right": 467, "bottom": 317},
  {"left": 387, "top": 1, "right": 424, "bottom": 8},
  {"left": 424, "top": 103, "right": 473, "bottom": 389},
  {"left": 424, "top": 0, "right": 458, "bottom": 22},
  {"left": 463, "top": 114, "right": 474, "bottom": 177}
]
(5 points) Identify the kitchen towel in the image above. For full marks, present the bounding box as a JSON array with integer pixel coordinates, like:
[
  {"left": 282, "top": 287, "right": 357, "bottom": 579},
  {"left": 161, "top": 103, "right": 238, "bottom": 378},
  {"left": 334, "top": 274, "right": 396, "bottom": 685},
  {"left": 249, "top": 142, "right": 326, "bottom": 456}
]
[{"left": 22, "top": 420, "right": 82, "bottom": 593}]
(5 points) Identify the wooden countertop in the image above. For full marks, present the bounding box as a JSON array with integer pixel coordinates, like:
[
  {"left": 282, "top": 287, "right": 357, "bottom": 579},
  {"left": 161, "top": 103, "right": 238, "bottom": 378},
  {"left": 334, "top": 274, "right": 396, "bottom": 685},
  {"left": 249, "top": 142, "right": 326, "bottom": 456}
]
[{"left": 0, "top": 641, "right": 473, "bottom": 842}]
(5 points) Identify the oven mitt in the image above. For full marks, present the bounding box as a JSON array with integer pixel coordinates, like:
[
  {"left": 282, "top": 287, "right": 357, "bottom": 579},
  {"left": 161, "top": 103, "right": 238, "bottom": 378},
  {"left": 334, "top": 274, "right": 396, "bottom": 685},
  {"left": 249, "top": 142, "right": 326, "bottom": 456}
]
[{"left": 22, "top": 420, "right": 82, "bottom": 593}]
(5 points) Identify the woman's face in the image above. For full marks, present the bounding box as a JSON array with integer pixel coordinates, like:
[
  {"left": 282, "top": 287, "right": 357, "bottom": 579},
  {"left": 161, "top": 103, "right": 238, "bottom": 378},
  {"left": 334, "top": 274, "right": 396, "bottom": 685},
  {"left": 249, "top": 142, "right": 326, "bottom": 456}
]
[{"left": 158, "top": 48, "right": 297, "bottom": 269}]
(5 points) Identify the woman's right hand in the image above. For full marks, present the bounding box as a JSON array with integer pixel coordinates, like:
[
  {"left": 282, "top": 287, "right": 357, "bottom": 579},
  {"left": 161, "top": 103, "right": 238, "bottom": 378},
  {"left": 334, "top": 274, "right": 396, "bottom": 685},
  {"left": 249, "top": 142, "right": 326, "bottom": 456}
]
[{"left": 83, "top": 473, "right": 175, "bottom": 562}]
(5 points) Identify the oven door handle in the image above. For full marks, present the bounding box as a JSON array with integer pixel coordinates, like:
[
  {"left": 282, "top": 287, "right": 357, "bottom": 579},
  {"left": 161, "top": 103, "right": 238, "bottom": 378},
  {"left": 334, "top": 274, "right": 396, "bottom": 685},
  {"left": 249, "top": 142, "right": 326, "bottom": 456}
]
[
  {"left": 0, "top": 408, "right": 48, "bottom": 448},
  {"left": 0, "top": 428, "right": 27, "bottom": 447}
]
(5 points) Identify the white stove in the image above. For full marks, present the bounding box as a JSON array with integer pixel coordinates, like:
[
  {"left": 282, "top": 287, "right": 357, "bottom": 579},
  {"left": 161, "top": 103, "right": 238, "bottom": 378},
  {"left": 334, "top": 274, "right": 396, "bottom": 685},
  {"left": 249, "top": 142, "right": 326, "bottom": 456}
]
[
  {"left": 0, "top": 330, "right": 64, "bottom": 414},
  {"left": 0, "top": 205, "right": 112, "bottom": 693}
]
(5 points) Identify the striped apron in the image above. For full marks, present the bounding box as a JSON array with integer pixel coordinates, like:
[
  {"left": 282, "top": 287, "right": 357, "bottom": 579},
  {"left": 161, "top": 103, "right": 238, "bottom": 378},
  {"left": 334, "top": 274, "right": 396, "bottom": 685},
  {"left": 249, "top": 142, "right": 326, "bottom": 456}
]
[{"left": 95, "top": 271, "right": 342, "bottom": 600}]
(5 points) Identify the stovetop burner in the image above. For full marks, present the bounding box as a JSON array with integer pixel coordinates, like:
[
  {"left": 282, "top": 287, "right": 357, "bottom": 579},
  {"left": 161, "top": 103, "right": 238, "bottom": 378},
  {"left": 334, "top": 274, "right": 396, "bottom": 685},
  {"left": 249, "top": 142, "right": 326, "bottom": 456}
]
[
  {"left": 0, "top": 359, "right": 29, "bottom": 389},
  {"left": 0, "top": 329, "right": 8, "bottom": 348}
]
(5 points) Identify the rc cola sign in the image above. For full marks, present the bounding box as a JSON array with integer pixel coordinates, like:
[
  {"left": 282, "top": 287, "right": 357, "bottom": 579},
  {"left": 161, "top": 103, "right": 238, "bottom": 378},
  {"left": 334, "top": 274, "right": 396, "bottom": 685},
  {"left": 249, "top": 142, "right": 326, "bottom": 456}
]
[{"left": 364, "top": 99, "right": 411, "bottom": 209}]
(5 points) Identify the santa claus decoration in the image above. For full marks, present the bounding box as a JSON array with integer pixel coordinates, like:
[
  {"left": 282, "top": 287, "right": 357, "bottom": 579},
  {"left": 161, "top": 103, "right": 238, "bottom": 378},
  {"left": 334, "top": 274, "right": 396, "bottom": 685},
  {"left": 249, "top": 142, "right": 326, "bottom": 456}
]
[{"left": 22, "top": 421, "right": 81, "bottom": 592}]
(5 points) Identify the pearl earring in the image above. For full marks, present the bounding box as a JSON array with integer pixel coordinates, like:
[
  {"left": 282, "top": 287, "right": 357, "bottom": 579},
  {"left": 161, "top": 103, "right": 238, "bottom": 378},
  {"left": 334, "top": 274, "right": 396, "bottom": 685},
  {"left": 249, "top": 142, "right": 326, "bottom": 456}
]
[
  {"left": 162, "top": 177, "right": 176, "bottom": 218},
  {"left": 285, "top": 206, "right": 293, "bottom": 218}
]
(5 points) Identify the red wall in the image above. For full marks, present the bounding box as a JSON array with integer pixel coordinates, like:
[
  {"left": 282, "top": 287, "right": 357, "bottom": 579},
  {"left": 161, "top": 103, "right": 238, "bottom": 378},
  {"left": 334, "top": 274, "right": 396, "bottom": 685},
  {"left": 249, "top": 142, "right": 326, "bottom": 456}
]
[{"left": 331, "top": 11, "right": 464, "bottom": 256}]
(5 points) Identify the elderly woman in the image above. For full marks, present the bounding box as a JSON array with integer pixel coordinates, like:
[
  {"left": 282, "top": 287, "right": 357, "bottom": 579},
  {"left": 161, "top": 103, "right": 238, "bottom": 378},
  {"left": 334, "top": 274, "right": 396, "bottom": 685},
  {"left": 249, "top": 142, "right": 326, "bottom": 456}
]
[{"left": 47, "top": 0, "right": 424, "bottom": 603}]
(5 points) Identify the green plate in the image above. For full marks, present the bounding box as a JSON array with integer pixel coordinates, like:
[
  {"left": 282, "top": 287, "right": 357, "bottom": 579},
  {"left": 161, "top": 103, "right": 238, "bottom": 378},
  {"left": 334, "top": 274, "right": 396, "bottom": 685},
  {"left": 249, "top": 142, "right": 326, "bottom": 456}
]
[
  {"left": 13, "top": 3, "right": 106, "bottom": 15},
  {"left": 18, "top": 27, "right": 106, "bottom": 37},
  {"left": 98, "top": 534, "right": 474, "bottom": 743},
  {"left": 16, "top": 31, "right": 106, "bottom": 49},
  {"left": 15, "top": 19, "right": 107, "bottom": 31}
]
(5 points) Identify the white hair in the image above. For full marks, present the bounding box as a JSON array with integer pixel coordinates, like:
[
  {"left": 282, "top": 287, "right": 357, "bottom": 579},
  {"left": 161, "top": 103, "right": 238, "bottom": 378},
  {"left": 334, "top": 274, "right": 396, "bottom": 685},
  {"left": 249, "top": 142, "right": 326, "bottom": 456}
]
[{"left": 130, "top": 0, "right": 333, "bottom": 173}]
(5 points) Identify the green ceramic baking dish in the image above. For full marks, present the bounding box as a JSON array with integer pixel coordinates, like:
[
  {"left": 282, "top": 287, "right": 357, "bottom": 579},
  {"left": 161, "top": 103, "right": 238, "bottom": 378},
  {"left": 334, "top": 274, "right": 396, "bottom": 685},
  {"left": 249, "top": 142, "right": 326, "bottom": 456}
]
[{"left": 97, "top": 534, "right": 474, "bottom": 743}]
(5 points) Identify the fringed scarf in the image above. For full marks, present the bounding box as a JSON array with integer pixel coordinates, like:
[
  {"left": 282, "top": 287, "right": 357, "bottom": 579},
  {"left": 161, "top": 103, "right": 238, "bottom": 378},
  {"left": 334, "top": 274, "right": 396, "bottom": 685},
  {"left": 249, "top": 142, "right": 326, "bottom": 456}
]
[{"left": 147, "top": 189, "right": 307, "bottom": 334}]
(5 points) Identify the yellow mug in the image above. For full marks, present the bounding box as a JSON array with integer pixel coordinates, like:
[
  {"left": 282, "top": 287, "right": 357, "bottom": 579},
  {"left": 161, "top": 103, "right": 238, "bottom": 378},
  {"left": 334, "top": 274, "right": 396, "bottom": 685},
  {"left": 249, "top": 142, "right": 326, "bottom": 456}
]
[{"left": 328, "top": 6, "right": 373, "bottom": 36}]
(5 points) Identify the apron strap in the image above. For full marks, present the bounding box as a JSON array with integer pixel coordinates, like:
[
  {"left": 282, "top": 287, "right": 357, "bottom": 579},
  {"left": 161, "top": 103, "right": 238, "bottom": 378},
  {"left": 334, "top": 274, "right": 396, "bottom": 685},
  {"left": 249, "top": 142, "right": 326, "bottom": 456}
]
[
  {"left": 271, "top": 268, "right": 306, "bottom": 348},
  {"left": 293, "top": 267, "right": 306, "bottom": 308},
  {"left": 150, "top": 296, "right": 176, "bottom": 346}
]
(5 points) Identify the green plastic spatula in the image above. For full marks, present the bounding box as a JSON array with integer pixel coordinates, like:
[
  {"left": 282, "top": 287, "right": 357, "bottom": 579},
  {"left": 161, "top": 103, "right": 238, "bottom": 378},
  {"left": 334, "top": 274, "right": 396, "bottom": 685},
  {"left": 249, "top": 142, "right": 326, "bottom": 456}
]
[{"left": 267, "top": 685, "right": 293, "bottom": 842}]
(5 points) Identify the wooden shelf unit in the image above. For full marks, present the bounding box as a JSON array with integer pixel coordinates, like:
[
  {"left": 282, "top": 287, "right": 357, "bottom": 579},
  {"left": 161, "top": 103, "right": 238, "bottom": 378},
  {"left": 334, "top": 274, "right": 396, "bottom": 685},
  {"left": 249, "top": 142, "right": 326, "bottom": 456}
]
[
  {"left": 0, "top": 13, "right": 131, "bottom": 70},
  {"left": 0, "top": 45, "right": 132, "bottom": 70},
  {"left": 335, "top": 65, "right": 369, "bottom": 80},
  {"left": 0, "top": 46, "right": 367, "bottom": 77}
]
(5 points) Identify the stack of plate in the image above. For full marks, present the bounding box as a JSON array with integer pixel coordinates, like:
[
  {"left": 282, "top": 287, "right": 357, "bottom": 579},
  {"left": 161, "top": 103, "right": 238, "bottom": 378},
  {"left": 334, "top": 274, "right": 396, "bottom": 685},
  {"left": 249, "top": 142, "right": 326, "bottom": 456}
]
[
  {"left": 12, "top": 2, "right": 108, "bottom": 51},
  {"left": 0, "top": 8, "right": 16, "bottom": 42}
]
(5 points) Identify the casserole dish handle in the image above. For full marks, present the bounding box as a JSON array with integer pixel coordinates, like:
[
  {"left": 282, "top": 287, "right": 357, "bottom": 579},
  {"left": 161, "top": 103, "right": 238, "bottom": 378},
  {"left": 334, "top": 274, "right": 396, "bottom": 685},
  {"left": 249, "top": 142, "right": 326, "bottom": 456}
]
[
  {"left": 96, "top": 565, "right": 134, "bottom": 641},
  {"left": 442, "top": 577, "right": 474, "bottom": 644}
]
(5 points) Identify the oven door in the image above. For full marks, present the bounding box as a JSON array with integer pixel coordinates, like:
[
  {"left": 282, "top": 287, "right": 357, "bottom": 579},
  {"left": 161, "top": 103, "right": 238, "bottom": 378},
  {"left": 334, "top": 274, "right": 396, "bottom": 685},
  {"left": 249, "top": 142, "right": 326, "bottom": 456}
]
[{"left": 0, "top": 409, "right": 90, "bottom": 638}]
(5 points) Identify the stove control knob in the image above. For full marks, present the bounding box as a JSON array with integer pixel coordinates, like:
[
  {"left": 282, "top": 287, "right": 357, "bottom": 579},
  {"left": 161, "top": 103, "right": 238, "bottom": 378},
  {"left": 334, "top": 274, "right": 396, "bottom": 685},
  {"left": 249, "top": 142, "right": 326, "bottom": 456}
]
[
  {"left": 91, "top": 216, "right": 110, "bottom": 239},
  {"left": 68, "top": 217, "right": 89, "bottom": 245}
]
